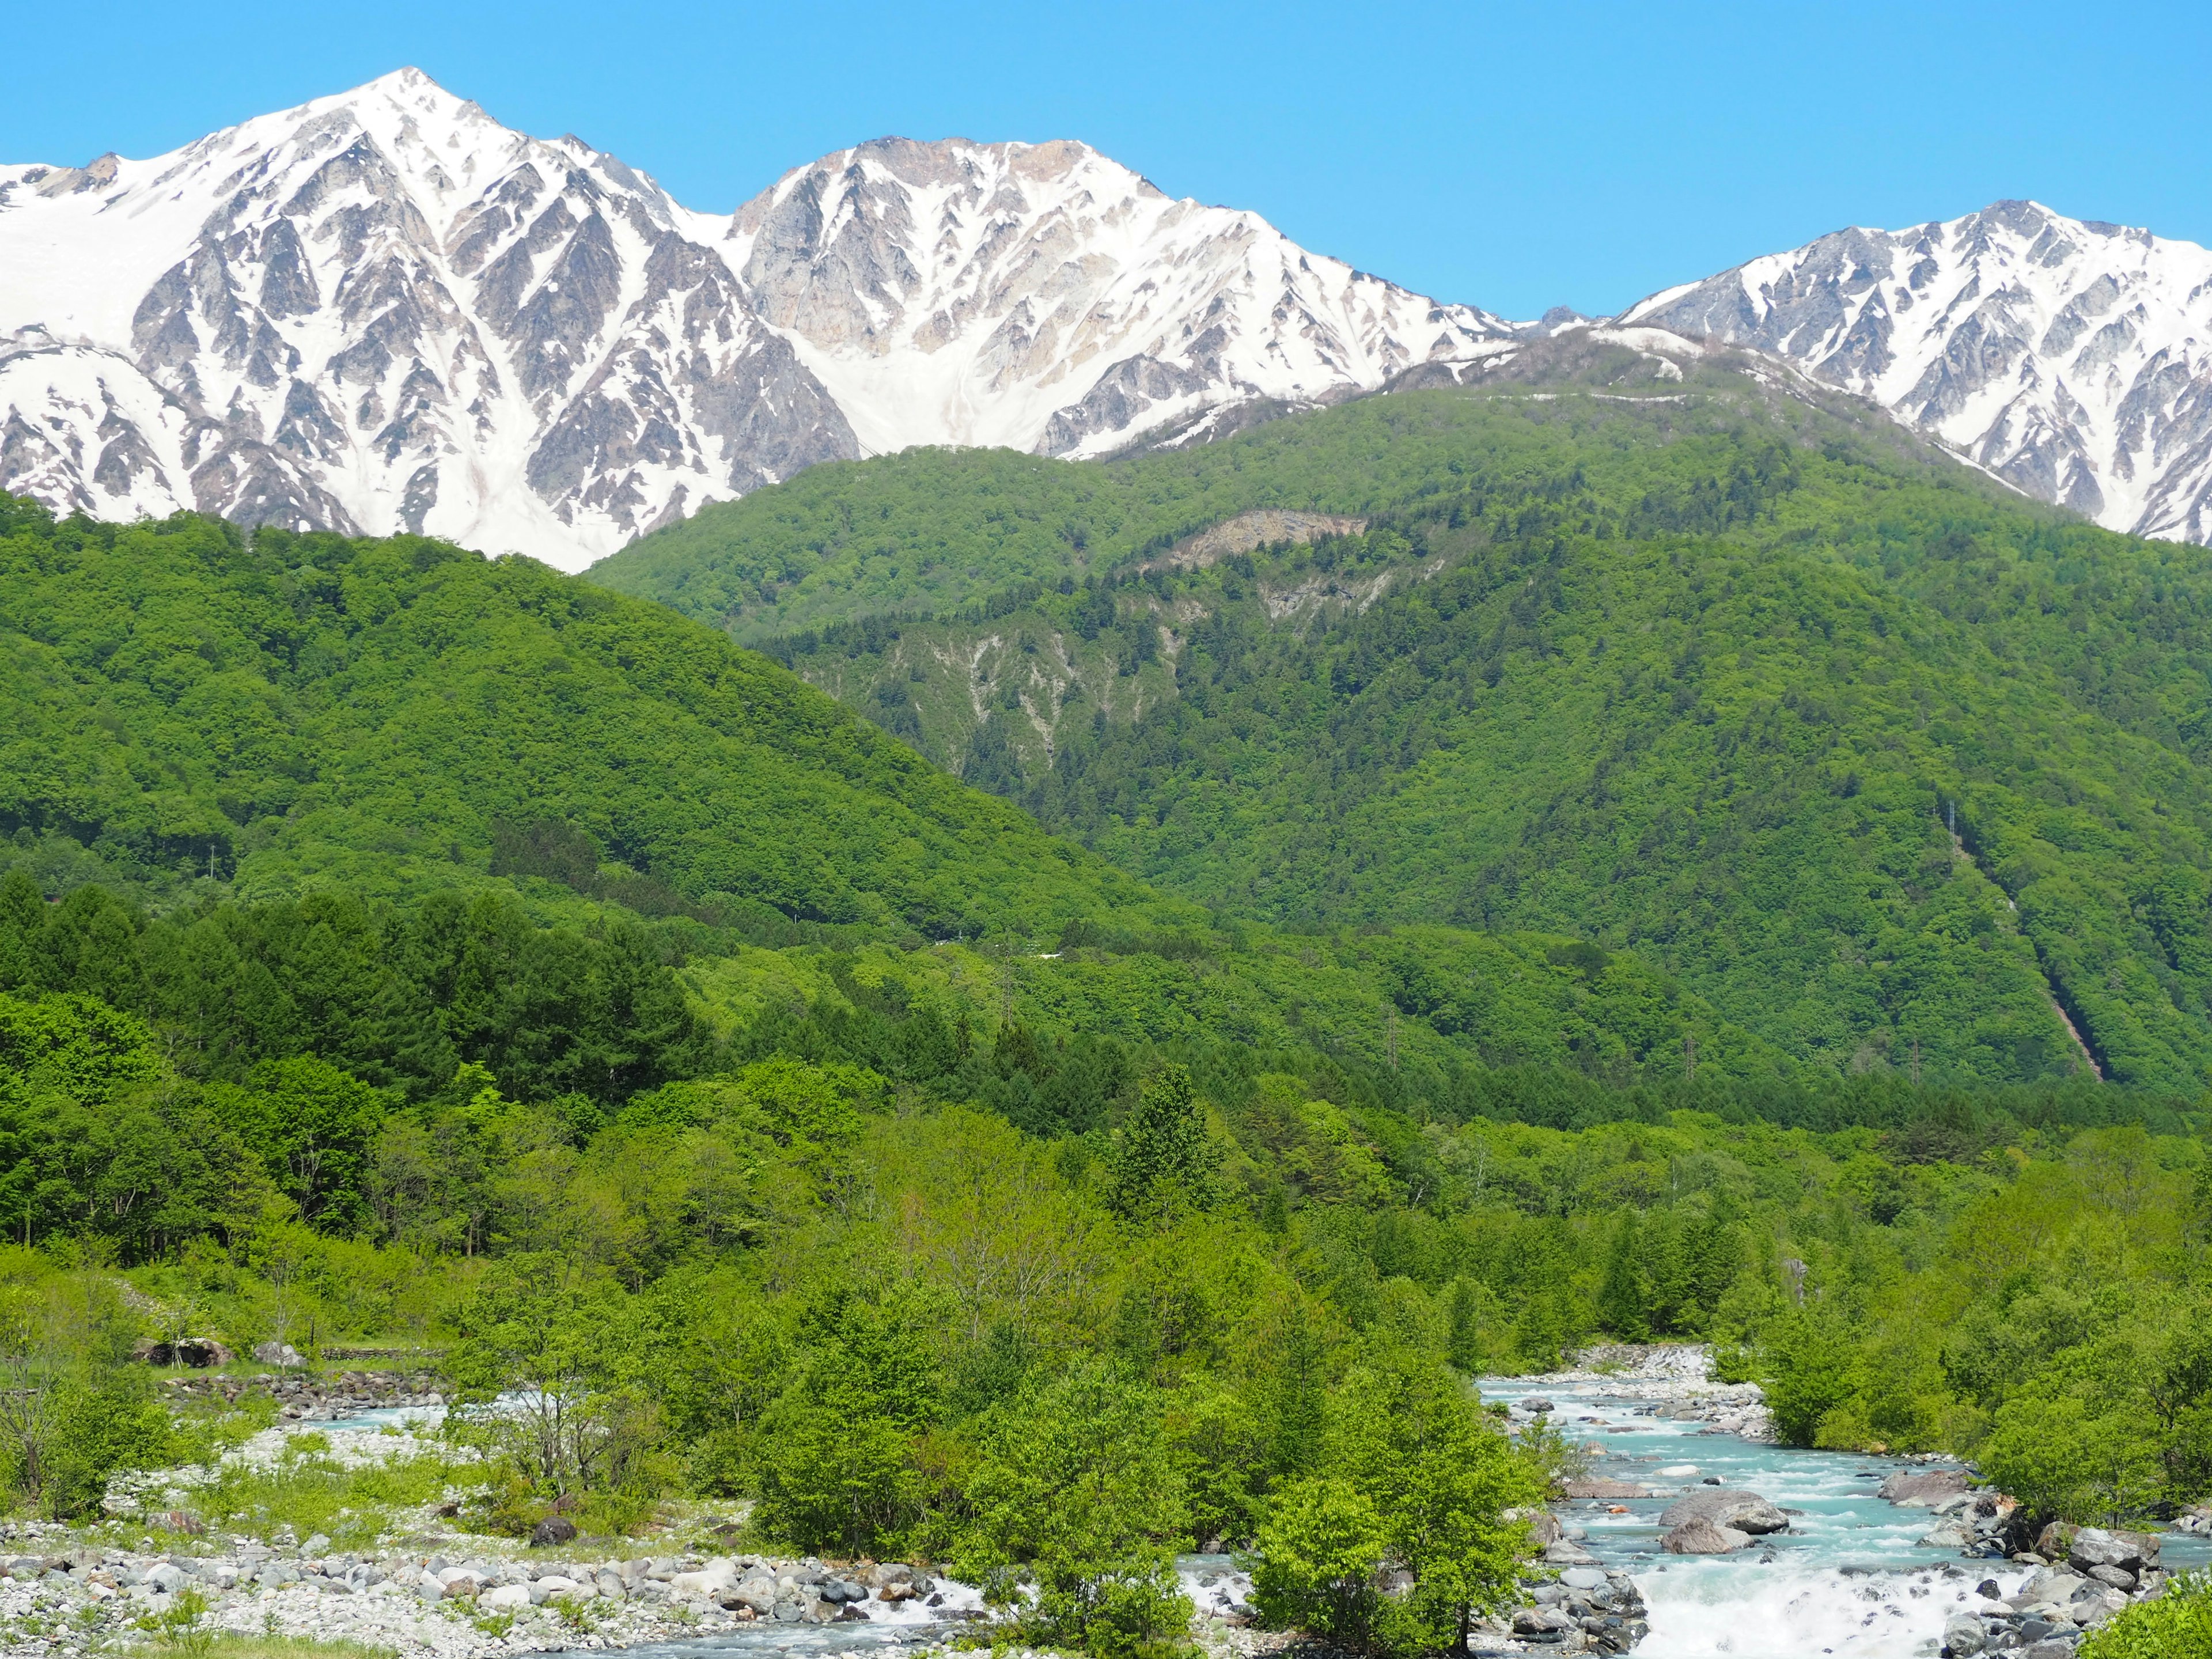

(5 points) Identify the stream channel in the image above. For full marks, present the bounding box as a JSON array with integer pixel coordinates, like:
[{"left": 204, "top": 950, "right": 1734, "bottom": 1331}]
[
  {"left": 326, "top": 1385, "right": 2210, "bottom": 1659},
  {"left": 1476, "top": 1374, "right": 2209, "bottom": 1658}
]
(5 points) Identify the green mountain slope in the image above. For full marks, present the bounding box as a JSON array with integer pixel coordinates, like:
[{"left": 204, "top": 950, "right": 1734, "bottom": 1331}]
[
  {"left": 0, "top": 492, "right": 1804, "bottom": 1102},
  {"left": 589, "top": 337, "right": 1978, "bottom": 642},
  {"left": 596, "top": 351, "right": 2212, "bottom": 1090},
  {"left": 0, "top": 498, "right": 1172, "bottom": 938}
]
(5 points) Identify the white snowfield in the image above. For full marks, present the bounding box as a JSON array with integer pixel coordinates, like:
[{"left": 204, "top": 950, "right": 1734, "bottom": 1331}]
[
  {"left": 0, "top": 69, "right": 1515, "bottom": 572},
  {"left": 4, "top": 73, "right": 2210, "bottom": 570},
  {"left": 1622, "top": 200, "right": 2212, "bottom": 544}
]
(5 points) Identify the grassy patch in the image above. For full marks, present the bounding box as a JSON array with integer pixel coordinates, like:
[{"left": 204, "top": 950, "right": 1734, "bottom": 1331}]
[{"left": 179, "top": 1438, "right": 475, "bottom": 1549}]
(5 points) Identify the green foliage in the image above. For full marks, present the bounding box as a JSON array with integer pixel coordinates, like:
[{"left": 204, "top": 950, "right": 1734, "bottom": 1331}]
[
  {"left": 949, "top": 1361, "right": 1194, "bottom": 1659},
  {"left": 0, "top": 501, "right": 1177, "bottom": 937},
  {"left": 1108, "top": 1065, "right": 1220, "bottom": 1220},
  {"left": 611, "top": 381, "right": 2212, "bottom": 1091},
  {"left": 2076, "top": 1573, "right": 2212, "bottom": 1659},
  {"left": 1249, "top": 1476, "right": 1389, "bottom": 1645},
  {"left": 752, "top": 1282, "right": 945, "bottom": 1554},
  {"left": 1250, "top": 1348, "right": 1538, "bottom": 1656},
  {"left": 441, "top": 1252, "right": 654, "bottom": 1511}
]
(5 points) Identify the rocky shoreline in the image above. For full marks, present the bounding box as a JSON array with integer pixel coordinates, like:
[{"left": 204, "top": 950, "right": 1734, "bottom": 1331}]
[
  {"left": 0, "top": 1525, "right": 988, "bottom": 1659},
  {"left": 4, "top": 1347, "right": 2196, "bottom": 1659},
  {"left": 155, "top": 1369, "right": 444, "bottom": 1421}
]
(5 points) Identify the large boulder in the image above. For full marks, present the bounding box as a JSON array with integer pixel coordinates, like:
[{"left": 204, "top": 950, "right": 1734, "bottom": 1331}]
[
  {"left": 1662, "top": 1518, "right": 1752, "bottom": 1554},
  {"left": 253, "top": 1340, "right": 306, "bottom": 1368},
  {"left": 1562, "top": 1479, "right": 1655, "bottom": 1500},
  {"left": 1941, "top": 1616, "right": 1987, "bottom": 1657},
  {"left": 1659, "top": 1487, "right": 1790, "bottom": 1535},
  {"left": 1513, "top": 1607, "right": 1576, "bottom": 1635},
  {"left": 1880, "top": 1468, "right": 1969, "bottom": 1506},
  {"left": 2069, "top": 1529, "right": 2145, "bottom": 1572}
]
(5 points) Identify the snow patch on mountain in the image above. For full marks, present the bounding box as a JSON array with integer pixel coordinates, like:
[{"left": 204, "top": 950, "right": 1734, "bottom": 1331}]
[
  {"left": 1622, "top": 200, "right": 2212, "bottom": 542},
  {"left": 0, "top": 73, "right": 1518, "bottom": 570}
]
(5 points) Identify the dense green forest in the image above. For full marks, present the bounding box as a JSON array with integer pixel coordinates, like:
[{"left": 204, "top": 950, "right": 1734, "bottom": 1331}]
[
  {"left": 3, "top": 427, "right": 2212, "bottom": 1658},
  {"left": 603, "top": 359, "right": 2212, "bottom": 1093}
]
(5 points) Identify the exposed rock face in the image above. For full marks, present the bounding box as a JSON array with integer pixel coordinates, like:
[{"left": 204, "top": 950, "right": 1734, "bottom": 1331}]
[
  {"left": 1153, "top": 509, "right": 1369, "bottom": 571},
  {"left": 1622, "top": 200, "right": 2212, "bottom": 543},
  {"left": 0, "top": 72, "right": 1517, "bottom": 570}
]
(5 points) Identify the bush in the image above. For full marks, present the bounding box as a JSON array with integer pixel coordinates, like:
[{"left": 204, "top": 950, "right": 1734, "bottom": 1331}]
[
  {"left": 2076, "top": 1571, "right": 2212, "bottom": 1659},
  {"left": 1249, "top": 1477, "right": 1386, "bottom": 1643},
  {"left": 949, "top": 1362, "right": 1194, "bottom": 1659},
  {"left": 1249, "top": 1348, "right": 1539, "bottom": 1655},
  {"left": 44, "top": 1372, "right": 175, "bottom": 1518},
  {"left": 1977, "top": 1389, "right": 2163, "bottom": 1524}
]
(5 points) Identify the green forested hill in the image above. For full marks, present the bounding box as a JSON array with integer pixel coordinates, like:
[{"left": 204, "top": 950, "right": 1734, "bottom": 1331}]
[
  {"left": 597, "top": 353, "right": 2212, "bottom": 1090},
  {"left": 0, "top": 489, "right": 1812, "bottom": 1104},
  {"left": 0, "top": 497, "right": 1173, "bottom": 938}
]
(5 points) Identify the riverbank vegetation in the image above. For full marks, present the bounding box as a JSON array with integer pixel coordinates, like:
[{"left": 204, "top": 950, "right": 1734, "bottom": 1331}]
[{"left": 1, "top": 870, "right": 2205, "bottom": 1592}]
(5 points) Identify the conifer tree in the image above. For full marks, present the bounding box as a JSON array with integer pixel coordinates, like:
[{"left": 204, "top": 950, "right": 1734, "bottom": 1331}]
[{"left": 1106, "top": 1065, "right": 1218, "bottom": 1221}]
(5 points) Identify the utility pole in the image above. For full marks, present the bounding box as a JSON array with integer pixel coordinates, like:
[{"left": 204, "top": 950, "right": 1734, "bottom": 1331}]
[
  {"left": 1911, "top": 1037, "right": 1922, "bottom": 1087},
  {"left": 1684, "top": 1031, "right": 1696, "bottom": 1081}
]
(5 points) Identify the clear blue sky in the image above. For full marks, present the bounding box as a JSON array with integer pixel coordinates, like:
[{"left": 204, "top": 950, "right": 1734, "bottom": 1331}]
[{"left": 5, "top": 1, "right": 2206, "bottom": 320}]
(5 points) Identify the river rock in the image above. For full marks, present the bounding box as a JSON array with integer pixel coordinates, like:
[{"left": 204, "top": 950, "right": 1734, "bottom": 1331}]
[
  {"left": 2034, "top": 1521, "right": 2077, "bottom": 1559},
  {"left": 1514, "top": 1606, "right": 1575, "bottom": 1635},
  {"left": 2069, "top": 1528, "right": 2145, "bottom": 1571},
  {"left": 1880, "top": 1468, "right": 1969, "bottom": 1506},
  {"left": 253, "top": 1340, "right": 306, "bottom": 1367},
  {"left": 531, "top": 1516, "right": 578, "bottom": 1547},
  {"left": 734, "top": 1575, "right": 778, "bottom": 1612},
  {"left": 1941, "top": 1616, "right": 1986, "bottom": 1656},
  {"left": 1660, "top": 1487, "right": 1790, "bottom": 1535},
  {"left": 2013, "top": 1566, "right": 2087, "bottom": 1607},
  {"left": 1918, "top": 1520, "right": 1978, "bottom": 1550},
  {"left": 479, "top": 1584, "right": 530, "bottom": 1612},
  {"left": 1561, "top": 1479, "right": 1653, "bottom": 1500},
  {"left": 1521, "top": 1397, "right": 1556, "bottom": 1412},
  {"left": 1545, "top": 1539, "right": 1602, "bottom": 1566},
  {"left": 1662, "top": 1518, "right": 1752, "bottom": 1554}
]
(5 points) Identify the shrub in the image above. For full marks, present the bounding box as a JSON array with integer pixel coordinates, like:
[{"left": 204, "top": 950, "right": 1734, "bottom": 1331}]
[{"left": 2076, "top": 1571, "right": 2212, "bottom": 1659}]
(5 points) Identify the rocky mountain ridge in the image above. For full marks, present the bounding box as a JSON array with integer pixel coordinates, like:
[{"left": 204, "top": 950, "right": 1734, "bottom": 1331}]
[
  {"left": 5, "top": 73, "right": 2212, "bottom": 565},
  {"left": 1623, "top": 199, "right": 2212, "bottom": 543},
  {"left": 0, "top": 70, "right": 1516, "bottom": 570}
]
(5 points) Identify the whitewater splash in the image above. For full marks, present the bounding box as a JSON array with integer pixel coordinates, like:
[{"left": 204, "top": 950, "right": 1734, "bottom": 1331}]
[
  {"left": 1636, "top": 1561, "right": 2020, "bottom": 1658},
  {"left": 1478, "top": 1353, "right": 2210, "bottom": 1659}
]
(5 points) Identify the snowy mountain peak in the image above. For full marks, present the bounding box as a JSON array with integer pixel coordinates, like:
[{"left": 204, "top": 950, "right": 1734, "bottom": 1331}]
[
  {"left": 1623, "top": 199, "right": 2212, "bottom": 541},
  {"left": 721, "top": 132, "right": 1514, "bottom": 457},
  {"left": 0, "top": 83, "right": 1515, "bottom": 569}
]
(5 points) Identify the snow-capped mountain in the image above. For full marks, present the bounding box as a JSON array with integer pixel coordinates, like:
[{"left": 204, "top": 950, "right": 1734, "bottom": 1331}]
[
  {"left": 723, "top": 137, "right": 1515, "bottom": 461},
  {"left": 1622, "top": 200, "right": 2212, "bottom": 543},
  {"left": 0, "top": 70, "right": 1516, "bottom": 570}
]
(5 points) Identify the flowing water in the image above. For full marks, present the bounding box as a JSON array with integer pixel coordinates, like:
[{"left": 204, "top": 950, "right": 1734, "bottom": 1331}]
[
  {"left": 315, "top": 1385, "right": 2207, "bottom": 1658},
  {"left": 1479, "top": 1374, "right": 2210, "bottom": 1658}
]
